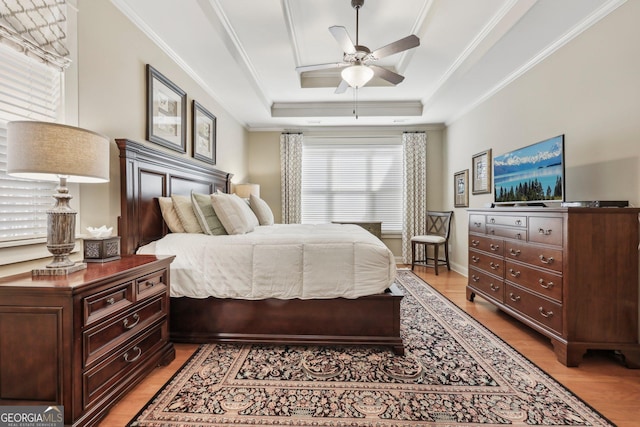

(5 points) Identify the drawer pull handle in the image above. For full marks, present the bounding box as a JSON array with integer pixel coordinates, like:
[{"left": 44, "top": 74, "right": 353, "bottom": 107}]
[
  {"left": 509, "top": 248, "right": 521, "bottom": 256},
  {"left": 515, "top": 233, "right": 522, "bottom": 240},
  {"left": 509, "top": 292, "right": 521, "bottom": 302},
  {"left": 124, "top": 346, "right": 142, "bottom": 363},
  {"left": 490, "top": 218, "right": 495, "bottom": 224},
  {"left": 538, "top": 278, "right": 555, "bottom": 289},
  {"left": 490, "top": 283, "right": 500, "bottom": 292},
  {"left": 489, "top": 229, "right": 495, "bottom": 235},
  {"left": 471, "top": 275, "right": 480, "bottom": 282},
  {"left": 538, "top": 228, "right": 552, "bottom": 235},
  {"left": 489, "top": 262, "right": 500, "bottom": 270},
  {"left": 123, "top": 313, "right": 140, "bottom": 329},
  {"left": 515, "top": 219, "right": 522, "bottom": 225},
  {"left": 508, "top": 268, "right": 520, "bottom": 278},
  {"left": 106, "top": 297, "right": 115, "bottom": 305},
  {"left": 471, "top": 240, "right": 479, "bottom": 247},
  {"left": 473, "top": 222, "right": 482, "bottom": 228},
  {"left": 539, "top": 255, "right": 554, "bottom": 264},
  {"left": 490, "top": 243, "right": 500, "bottom": 251},
  {"left": 145, "top": 280, "right": 156, "bottom": 288},
  {"left": 538, "top": 307, "right": 554, "bottom": 318},
  {"left": 471, "top": 256, "right": 480, "bottom": 263}
]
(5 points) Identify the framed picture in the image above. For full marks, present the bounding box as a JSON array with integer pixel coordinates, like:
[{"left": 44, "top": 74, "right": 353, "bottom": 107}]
[
  {"left": 192, "top": 100, "right": 216, "bottom": 164},
  {"left": 472, "top": 149, "right": 492, "bottom": 194},
  {"left": 146, "top": 64, "right": 186, "bottom": 152},
  {"left": 454, "top": 169, "right": 469, "bottom": 207}
]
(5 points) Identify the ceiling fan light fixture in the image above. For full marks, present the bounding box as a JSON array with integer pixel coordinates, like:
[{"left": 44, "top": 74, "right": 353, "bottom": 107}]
[{"left": 341, "top": 64, "right": 374, "bottom": 88}]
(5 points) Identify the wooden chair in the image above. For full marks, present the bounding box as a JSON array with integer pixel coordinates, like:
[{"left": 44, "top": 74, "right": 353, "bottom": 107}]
[{"left": 411, "top": 211, "right": 453, "bottom": 275}]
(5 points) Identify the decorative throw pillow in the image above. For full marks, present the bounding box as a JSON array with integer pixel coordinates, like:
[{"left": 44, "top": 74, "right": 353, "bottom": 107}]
[
  {"left": 210, "top": 192, "right": 259, "bottom": 234},
  {"left": 249, "top": 194, "right": 274, "bottom": 226},
  {"left": 170, "top": 194, "right": 203, "bottom": 233},
  {"left": 191, "top": 191, "right": 227, "bottom": 235},
  {"left": 158, "top": 197, "right": 186, "bottom": 233}
]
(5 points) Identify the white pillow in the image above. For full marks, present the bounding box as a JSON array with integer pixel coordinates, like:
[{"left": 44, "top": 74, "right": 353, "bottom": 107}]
[
  {"left": 158, "top": 197, "right": 186, "bottom": 233},
  {"left": 249, "top": 194, "right": 274, "bottom": 226},
  {"left": 210, "top": 192, "right": 259, "bottom": 234},
  {"left": 171, "top": 194, "right": 203, "bottom": 233}
]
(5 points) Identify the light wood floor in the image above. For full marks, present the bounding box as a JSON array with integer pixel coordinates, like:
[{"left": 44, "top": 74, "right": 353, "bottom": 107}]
[{"left": 100, "top": 267, "right": 640, "bottom": 426}]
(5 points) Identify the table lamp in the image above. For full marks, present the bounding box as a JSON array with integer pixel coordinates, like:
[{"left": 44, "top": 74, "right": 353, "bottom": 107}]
[
  {"left": 234, "top": 183, "right": 260, "bottom": 199},
  {"left": 7, "top": 121, "right": 110, "bottom": 275}
]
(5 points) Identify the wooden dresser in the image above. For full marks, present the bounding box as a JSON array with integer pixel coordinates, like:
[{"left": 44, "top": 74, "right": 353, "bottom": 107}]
[
  {"left": 0, "top": 255, "right": 175, "bottom": 426},
  {"left": 467, "top": 207, "right": 640, "bottom": 367}
]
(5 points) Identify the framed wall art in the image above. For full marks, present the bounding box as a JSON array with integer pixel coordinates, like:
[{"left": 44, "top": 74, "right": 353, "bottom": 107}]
[
  {"left": 146, "top": 64, "right": 186, "bottom": 152},
  {"left": 454, "top": 169, "right": 469, "bottom": 208},
  {"left": 472, "top": 149, "right": 492, "bottom": 194},
  {"left": 192, "top": 100, "right": 216, "bottom": 164}
]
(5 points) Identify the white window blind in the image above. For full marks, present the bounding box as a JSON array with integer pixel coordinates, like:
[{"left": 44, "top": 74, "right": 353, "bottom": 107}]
[
  {"left": 301, "top": 137, "right": 403, "bottom": 233},
  {"left": 0, "top": 46, "right": 62, "bottom": 242}
]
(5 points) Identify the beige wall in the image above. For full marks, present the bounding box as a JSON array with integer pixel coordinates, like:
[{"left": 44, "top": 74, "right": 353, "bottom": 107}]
[
  {"left": 0, "top": 0, "right": 249, "bottom": 277},
  {"left": 445, "top": 0, "right": 640, "bottom": 275},
  {"left": 247, "top": 127, "right": 446, "bottom": 259}
]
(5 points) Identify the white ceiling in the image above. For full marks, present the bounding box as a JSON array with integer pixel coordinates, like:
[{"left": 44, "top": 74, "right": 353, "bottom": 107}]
[{"left": 112, "top": 0, "right": 623, "bottom": 130}]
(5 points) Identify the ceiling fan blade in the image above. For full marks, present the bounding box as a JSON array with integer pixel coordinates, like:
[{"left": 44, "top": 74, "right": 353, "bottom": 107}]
[
  {"left": 370, "top": 35, "right": 420, "bottom": 60},
  {"left": 370, "top": 65, "right": 405, "bottom": 85},
  {"left": 334, "top": 79, "right": 349, "bottom": 94},
  {"left": 296, "top": 62, "right": 349, "bottom": 73},
  {"left": 329, "top": 25, "right": 356, "bottom": 54}
]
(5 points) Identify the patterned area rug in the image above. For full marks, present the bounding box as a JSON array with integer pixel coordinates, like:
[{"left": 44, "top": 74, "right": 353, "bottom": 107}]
[{"left": 128, "top": 270, "right": 613, "bottom": 426}]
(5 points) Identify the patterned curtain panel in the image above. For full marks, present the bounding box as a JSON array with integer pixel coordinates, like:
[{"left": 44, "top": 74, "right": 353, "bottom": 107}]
[
  {"left": 0, "top": 0, "right": 71, "bottom": 70},
  {"left": 402, "top": 132, "right": 427, "bottom": 264},
  {"left": 280, "top": 132, "right": 303, "bottom": 224}
]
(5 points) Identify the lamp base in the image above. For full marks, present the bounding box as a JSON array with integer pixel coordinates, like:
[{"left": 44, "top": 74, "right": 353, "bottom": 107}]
[{"left": 32, "top": 262, "right": 87, "bottom": 277}]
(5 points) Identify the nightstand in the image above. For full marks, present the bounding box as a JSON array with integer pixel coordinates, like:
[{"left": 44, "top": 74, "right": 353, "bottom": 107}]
[
  {"left": 332, "top": 221, "right": 382, "bottom": 239},
  {"left": 0, "top": 255, "right": 175, "bottom": 427}
]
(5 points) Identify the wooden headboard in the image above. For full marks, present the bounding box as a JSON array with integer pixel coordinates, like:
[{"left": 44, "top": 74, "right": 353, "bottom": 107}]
[{"left": 117, "top": 139, "right": 233, "bottom": 255}]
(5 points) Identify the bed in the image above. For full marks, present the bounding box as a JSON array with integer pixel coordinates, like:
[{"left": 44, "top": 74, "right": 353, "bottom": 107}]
[{"left": 117, "top": 138, "right": 404, "bottom": 355}]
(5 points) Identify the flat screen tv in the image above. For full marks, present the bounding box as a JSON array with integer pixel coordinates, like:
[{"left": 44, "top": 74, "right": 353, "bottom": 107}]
[{"left": 493, "top": 134, "right": 565, "bottom": 205}]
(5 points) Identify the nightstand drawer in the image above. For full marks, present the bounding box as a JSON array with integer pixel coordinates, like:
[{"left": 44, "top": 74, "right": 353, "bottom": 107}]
[
  {"left": 84, "top": 281, "right": 134, "bottom": 326},
  {"left": 83, "top": 324, "right": 164, "bottom": 409},
  {"left": 136, "top": 269, "right": 167, "bottom": 299},
  {"left": 83, "top": 295, "right": 167, "bottom": 367}
]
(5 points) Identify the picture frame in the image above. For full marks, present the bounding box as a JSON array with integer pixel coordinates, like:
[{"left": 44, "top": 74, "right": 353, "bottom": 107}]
[
  {"left": 454, "top": 169, "right": 469, "bottom": 208},
  {"left": 472, "top": 149, "right": 492, "bottom": 194},
  {"left": 192, "top": 100, "right": 216, "bottom": 164},
  {"left": 146, "top": 64, "right": 186, "bottom": 153}
]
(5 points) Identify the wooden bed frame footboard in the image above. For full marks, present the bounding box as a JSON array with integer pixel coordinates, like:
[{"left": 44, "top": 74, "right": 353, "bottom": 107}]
[{"left": 117, "top": 139, "right": 404, "bottom": 355}]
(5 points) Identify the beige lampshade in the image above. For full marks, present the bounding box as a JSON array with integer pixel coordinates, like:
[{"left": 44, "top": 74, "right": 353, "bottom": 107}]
[
  {"left": 234, "top": 183, "right": 260, "bottom": 199},
  {"left": 7, "top": 121, "right": 110, "bottom": 183}
]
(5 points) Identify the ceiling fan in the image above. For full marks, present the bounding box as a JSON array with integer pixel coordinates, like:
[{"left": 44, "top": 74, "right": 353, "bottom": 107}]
[{"left": 296, "top": 0, "right": 420, "bottom": 94}]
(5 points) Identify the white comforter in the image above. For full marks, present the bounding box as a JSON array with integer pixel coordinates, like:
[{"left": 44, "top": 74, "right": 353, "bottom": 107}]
[{"left": 138, "top": 223, "right": 396, "bottom": 299}]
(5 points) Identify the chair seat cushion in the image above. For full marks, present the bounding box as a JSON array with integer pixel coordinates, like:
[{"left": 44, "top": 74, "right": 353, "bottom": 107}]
[{"left": 411, "top": 235, "right": 446, "bottom": 244}]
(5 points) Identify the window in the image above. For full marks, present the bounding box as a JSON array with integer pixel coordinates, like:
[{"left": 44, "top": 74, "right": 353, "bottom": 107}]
[
  {"left": 301, "top": 136, "right": 403, "bottom": 233},
  {"left": 0, "top": 46, "right": 63, "bottom": 243}
]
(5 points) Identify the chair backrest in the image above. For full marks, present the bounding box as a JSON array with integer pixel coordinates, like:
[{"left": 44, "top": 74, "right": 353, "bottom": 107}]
[{"left": 425, "top": 211, "right": 453, "bottom": 239}]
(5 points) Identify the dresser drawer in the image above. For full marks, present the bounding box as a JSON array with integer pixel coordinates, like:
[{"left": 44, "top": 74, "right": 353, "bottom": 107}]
[
  {"left": 505, "top": 260, "right": 563, "bottom": 302},
  {"left": 487, "top": 215, "right": 527, "bottom": 228},
  {"left": 504, "top": 240, "right": 563, "bottom": 273},
  {"left": 469, "top": 268, "right": 504, "bottom": 303},
  {"left": 83, "top": 324, "right": 165, "bottom": 409},
  {"left": 83, "top": 281, "right": 134, "bottom": 326},
  {"left": 83, "top": 295, "right": 167, "bottom": 367},
  {"left": 469, "top": 234, "right": 504, "bottom": 256},
  {"left": 136, "top": 269, "right": 168, "bottom": 300},
  {"left": 469, "top": 251, "right": 504, "bottom": 277},
  {"left": 469, "top": 214, "right": 486, "bottom": 232},
  {"left": 505, "top": 284, "right": 562, "bottom": 334},
  {"left": 529, "top": 216, "right": 563, "bottom": 246},
  {"left": 487, "top": 225, "right": 527, "bottom": 241}
]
